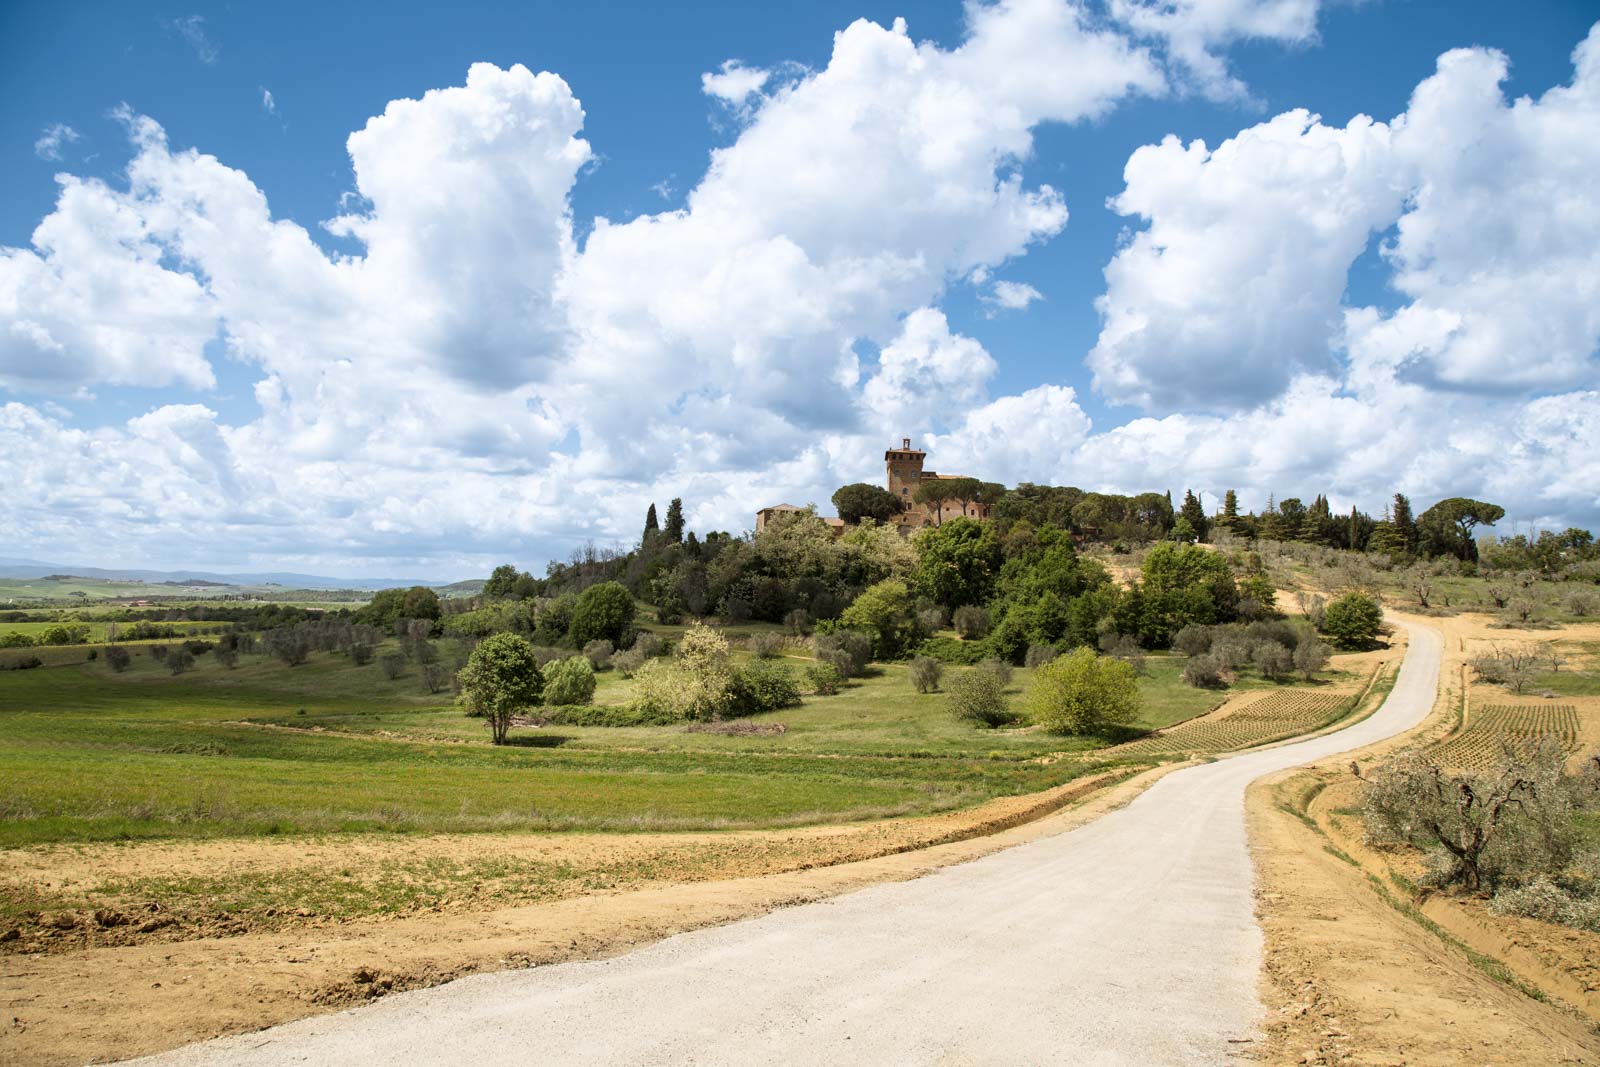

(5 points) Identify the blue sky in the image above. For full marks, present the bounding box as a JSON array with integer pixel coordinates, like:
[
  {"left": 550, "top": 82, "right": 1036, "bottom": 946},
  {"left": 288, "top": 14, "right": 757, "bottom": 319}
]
[{"left": 3, "top": 1, "right": 1598, "bottom": 578}]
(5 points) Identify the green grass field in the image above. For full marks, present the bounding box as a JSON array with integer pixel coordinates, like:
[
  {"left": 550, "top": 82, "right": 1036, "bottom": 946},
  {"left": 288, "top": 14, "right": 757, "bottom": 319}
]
[{"left": 0, "top": 629, "right": 1368, "bottom": 849}]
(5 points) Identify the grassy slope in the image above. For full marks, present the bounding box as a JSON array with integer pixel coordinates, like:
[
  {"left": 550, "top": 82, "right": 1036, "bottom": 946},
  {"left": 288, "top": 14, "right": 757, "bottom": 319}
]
[{"left": 0, "top": 623, "right": 1365, "bottom": 847}]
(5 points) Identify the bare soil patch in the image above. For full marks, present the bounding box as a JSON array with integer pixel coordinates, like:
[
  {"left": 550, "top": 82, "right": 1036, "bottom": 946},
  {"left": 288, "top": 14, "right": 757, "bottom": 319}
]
[
  {"left": 1249, "top": 610, "right": 1600, "bottom": 1065},
  {"left": 1249, "top": 776, "right": 1600, "bottom": 1066}
]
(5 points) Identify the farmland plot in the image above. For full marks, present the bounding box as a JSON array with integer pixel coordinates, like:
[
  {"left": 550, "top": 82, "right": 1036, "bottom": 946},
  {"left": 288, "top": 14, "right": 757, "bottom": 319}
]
[
  {"left": 1427, "top": 703, "right": 1582, "bottom": 772},
  {"left": 1112, "top": 690, "right": 1354, "bottom": 759}
]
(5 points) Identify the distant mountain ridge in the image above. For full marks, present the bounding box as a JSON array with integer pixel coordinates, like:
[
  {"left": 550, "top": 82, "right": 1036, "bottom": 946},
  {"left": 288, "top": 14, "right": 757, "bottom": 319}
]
[{"left": 0, "top": 557, "right": 470, "bottom": 592}]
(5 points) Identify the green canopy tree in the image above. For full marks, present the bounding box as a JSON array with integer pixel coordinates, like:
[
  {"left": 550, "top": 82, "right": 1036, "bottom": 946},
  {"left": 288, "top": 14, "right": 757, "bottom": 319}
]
[
  {"left": 1418, "top": 497, "right": 1504, "bottom": 561},
  {"left": 832, "top": 482, "right": 903, "bottom": 524},
  {"left": 457, "top": 632, "right": 544, "bottom": 745},
  {"left": 914, "top": 517, "right": 1002, "bottom": 609},
  {"left": 838, "top": 579, "right": 921, "bottom": 660},
  {"left": 569, "top": 581, "right": 637, "bottom": 647},
  {"left": 1135, "top": 541, "right": 1239, "bottom": 646}
]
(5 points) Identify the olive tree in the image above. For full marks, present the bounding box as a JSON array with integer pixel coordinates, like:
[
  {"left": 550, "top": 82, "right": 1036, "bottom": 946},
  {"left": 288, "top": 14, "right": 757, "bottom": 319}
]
[{"left": 456, "top": 632, "right": 544, "bottom": 744}]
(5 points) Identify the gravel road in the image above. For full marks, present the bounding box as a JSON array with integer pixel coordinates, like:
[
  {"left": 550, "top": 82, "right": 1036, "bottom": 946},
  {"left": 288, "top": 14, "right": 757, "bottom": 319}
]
[{"left": 133, "top": 624, "right": 1440, "bottom": 1067}]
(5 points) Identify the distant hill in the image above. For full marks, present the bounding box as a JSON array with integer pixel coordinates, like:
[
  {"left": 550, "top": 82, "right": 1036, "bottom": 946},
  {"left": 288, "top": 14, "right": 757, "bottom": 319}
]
[{"left": 0, "top": 557, "right": 472, "bottom": 592}]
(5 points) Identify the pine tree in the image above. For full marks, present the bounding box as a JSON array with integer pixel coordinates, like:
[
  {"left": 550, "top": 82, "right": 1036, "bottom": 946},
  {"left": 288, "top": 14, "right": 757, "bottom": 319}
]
[
  {"left": 664, "top": 498, "right": 685, "bottom": 543},
  {"left": 1222, "top": 489, "right": 1239, "bottom": 521}
]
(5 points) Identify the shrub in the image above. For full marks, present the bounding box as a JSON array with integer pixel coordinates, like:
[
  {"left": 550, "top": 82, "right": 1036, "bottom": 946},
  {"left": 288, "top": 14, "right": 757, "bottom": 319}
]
[
  {"left": 949, "top": 668, "right": 1010, "bottom": 727},
  {"left": 806, "top": 663, "right": 842, "bottom": 696},
  {"left": 214, "top": 646, "right": 239, "bottom": 669},
  {"left": 104, "top": 645, "right": 132, "bottom": 673},
  {"left": 631, "top": 631, "right": 664, "bottom": 658},
  {"left": 1489, "top": 878, "right": 1600, "bottom": 933},
  {"left": 1564, "top": 590, "right": 1598, "bottom": 618},
  {"left": 422, "top": 662, "right": 451, "bottom": 694},
  {"left": 1172, "top": 624, "right": 1212, "bottom": 657},
  {"left": 3, "top": 655, "right": 43, "bottom": 670},
  {"left": 909, "top": 656, "right": 943, "bottom": 694},
  {"left": 38, "top": 623, "right": 91, "bottom": 646},
  {"left": 812, "top": 631, "right": 872, "bottom": 678},
  {"left": 569, "top": 582, "right": 636, "bottom": 647},
  {"left": 1026, "top": 648, "right": 1140, "bottom": 736},
  {"left": 379, "top": 654, "right": 406, "bottom": 680},
  {"left": 1322, "top": 593, "right": 1383, "bottom": 649},
  {"left": 0, "top": 632, "right": 34, "bottom": 649},
  {"left": 1244, "top": 620, "right": 1299, "bottom": 651},
  {"left": 1293, "top": 637, "right": 1330, "bottom": 680},
  {"left": 350, "top": 643, "right": 374, "bottom": 666},
  {"left": 150, "top": 644, "right": 169, "bottom": 663},
  {"left": 582, "top": 639, "right": 615, "bottom": 670},
  {"left": 917, "top": 607, "right": 948, "bottom": 634},
  {"left": 167, "top": 649, "right": 196, "bottom": 675},
  {"left": 1099, "top": 632, "right": 1146, "bottom": 676},
  {"left": 1253, "top": 642, "right": 1293, "bottom": 681},
  {"left": 730, "top": 660, "right": 802, "bottom": 715},
  {"left": 1209, "top": 636, "right": 1252, "bottom": 670},
  {"left": 1024, "top": 643, "right": 1059, "bottom": 669},
  {"left": 915, "top": 635, "right": 989, "bottom": 665},
  {"left": 543, "top": 655, "right": 598, "bottom": 705},
  {"left": 535, "top": 703, "right": 680, "bottom": 727},
  {"left": 979, "top": 657, "right": 1012, "bottom": 686},
  {"left": 783, "top": 608, "right": 812, "bottom": 636},
  {"left": 952, "top": 604, "right": 990, "bottom": 640},
  {"left": 1181, "top": 653, "right": 1230, "bottom": 689},
  {"left": 612, "top": 648, "right": 646, "bottom": 677},
  {"left": 748, "top": 632, "right": 784, "bottom": 659}
]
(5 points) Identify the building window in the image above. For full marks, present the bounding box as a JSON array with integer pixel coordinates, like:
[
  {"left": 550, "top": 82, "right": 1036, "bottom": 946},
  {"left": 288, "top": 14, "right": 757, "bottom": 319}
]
[{"left": 901, "top": 488, "right": 908, "bottom": 495}]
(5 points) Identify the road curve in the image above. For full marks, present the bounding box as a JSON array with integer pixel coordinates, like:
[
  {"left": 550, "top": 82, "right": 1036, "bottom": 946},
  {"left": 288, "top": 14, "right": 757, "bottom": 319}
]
[{"left": 134, "top": 624, "right": 1441, "bottom": 1067}]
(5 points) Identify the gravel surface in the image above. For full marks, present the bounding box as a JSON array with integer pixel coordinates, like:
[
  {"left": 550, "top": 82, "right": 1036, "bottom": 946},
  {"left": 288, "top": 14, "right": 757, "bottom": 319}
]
[{"left": 131, "top": 625, "right": 1440, "bottom": 1067}]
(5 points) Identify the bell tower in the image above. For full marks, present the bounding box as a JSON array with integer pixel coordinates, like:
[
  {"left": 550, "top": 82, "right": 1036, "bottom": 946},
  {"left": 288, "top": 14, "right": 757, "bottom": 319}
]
[{"left": 884, "top": 437, "right": 925, "bottom": 509}]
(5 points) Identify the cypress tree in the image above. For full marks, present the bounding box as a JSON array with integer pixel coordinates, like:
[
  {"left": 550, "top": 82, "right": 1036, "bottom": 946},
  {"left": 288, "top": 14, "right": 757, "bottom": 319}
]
[
  {"left": 643, "top": 503, "right": 659, "bottom": 541},
  {"left": 1179, "top": 489, "right": 1209, "bottom": 543},
  {"left": 664, "top": 498, "right": 685, "bottom": 543},
  {"left": 1392, "top": 493, "right": 1417, "bottom": 553}
]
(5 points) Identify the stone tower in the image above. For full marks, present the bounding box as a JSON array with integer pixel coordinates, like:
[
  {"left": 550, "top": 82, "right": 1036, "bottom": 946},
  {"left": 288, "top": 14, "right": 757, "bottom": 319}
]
[{"left": 885, "top": 437, "right": 925, "bottom": 510}]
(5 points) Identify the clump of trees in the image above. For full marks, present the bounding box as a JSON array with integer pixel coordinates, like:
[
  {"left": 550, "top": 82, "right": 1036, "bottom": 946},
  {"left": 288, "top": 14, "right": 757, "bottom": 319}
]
[{"left": 628, "top": 623, "right": 800, "bottom": 722}]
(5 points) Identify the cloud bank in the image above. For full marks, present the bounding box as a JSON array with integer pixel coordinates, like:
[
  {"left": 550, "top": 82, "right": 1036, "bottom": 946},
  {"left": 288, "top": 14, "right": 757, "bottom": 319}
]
[{"left": 2, "top": 5, "right": 1597, "bottom": 573}]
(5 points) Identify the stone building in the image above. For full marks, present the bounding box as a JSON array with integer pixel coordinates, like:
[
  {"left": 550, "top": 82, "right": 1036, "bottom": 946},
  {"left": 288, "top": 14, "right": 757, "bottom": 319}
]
[
  {"left": 755, "top": 439, "right": 991, "bottom": 534},
  {"left": 885, "top": 438, "right": 992, "bottom": 528}
]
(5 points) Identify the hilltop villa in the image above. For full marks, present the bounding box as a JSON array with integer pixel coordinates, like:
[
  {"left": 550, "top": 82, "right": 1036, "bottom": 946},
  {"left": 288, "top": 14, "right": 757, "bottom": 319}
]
[{"left": 756, "top": 438, "right": 993, "bottom": 533}]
